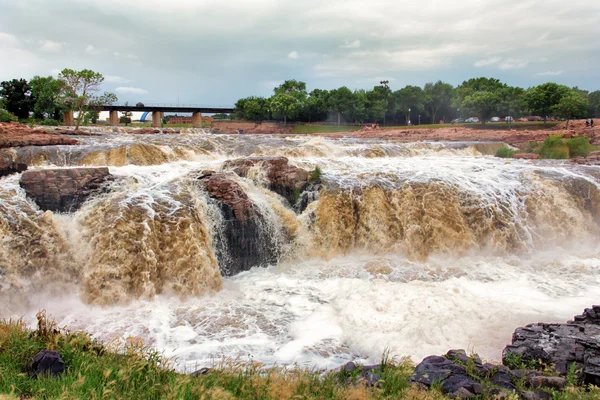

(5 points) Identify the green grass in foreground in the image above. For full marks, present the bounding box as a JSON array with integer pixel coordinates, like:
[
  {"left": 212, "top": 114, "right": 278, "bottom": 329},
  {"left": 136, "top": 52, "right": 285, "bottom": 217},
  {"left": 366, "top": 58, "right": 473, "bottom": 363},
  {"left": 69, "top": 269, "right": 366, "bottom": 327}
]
[{"left": 2, "top": 315, "right": 599, "bottom": 399}]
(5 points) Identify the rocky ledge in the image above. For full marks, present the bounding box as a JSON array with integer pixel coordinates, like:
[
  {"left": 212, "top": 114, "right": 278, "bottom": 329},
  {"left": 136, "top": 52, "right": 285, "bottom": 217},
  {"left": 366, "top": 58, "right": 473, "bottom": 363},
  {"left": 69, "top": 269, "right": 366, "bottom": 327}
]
[
  {"left": 222, "top": 156, "right": 311, "bottom": 205},
  {"left": 572, "top": 150, "right": 600, "bottom": 165},
  {"left": 0, "top": 151, "right": 27, "bottom": 177},
  {"left": 19, "top": 168, "right": 112, "bottom": 212},
  {"left": 197, "top": 171, "right": 280, "bottom": 276},
  {"left": 0, "top": 122, "right": 78, "bottom": 148}
]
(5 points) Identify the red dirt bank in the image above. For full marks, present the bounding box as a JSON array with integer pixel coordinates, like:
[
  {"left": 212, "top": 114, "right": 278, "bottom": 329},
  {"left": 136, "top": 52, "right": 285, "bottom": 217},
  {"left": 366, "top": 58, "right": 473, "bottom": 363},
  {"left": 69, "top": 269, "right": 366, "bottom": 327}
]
[{"left": 0, "top": 122, "right": 78, "bottom": 148}]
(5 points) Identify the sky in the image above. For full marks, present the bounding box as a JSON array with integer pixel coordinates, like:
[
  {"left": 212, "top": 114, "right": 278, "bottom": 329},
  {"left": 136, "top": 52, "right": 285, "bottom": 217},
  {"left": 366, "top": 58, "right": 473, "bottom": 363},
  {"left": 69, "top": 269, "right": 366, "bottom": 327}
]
[{"left": 1, "top": 0, "right": 599, "bottom": 106}]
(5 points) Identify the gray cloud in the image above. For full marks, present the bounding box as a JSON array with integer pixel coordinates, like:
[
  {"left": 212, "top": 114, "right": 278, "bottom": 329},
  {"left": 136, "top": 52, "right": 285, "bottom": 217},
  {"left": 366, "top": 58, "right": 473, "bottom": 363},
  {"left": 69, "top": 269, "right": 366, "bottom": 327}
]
[{"left": 1, "top": 0, "right": 599, "bottom": 105}]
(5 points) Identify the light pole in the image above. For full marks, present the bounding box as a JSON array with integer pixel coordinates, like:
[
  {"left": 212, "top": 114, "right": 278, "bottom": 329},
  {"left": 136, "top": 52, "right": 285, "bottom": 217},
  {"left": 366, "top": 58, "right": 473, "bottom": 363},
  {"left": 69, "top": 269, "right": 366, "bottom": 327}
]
[
  {"left": 380, "top": 80, "right": 389, "bottom": 126},
  {"left": 418, "top": 114, "right": 421, "bottom": 125},
  {"left": 408, "top": 108, "right": 411, "bottom": 126}
]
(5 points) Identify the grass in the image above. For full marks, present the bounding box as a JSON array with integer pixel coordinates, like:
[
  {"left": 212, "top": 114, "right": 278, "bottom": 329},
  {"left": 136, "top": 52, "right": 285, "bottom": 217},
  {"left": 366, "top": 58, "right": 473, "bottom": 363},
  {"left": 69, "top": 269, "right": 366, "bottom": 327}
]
[
  {"left": 2, "top": 314, "right": 599, "bottom": 399},
  {"left": 495, "top": 147, "right": 516, "bottom": 158},
  {"left": 537, "top": 135, "right": 598, "bottom": 159},
  {"left": 309, "top": 165, "right": 322, "bottom": 182}
]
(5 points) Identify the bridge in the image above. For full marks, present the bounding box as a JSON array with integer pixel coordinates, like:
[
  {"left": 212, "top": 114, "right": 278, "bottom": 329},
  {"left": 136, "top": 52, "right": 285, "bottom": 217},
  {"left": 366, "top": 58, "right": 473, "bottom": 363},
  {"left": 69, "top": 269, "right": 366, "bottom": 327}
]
[{"left": 63, "top": 103, "right": 234, "bottom": 128}]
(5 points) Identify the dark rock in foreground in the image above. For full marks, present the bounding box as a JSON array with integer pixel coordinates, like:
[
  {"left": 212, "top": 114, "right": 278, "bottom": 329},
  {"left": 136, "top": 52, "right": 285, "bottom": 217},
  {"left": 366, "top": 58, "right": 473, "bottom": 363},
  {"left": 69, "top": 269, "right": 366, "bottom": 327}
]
[
  {"left": 197, "top": 171, "right": 281, "bottom": 276},
  {"left": 27, "top": 350, "right": 65, "bottom": 378},
  {"left": 0, "top": 151, "right": 27, "bottom": 177},
  {"left": 20, "top": 167, "right": 112, "bottom": 212},
  {"left": 222, "top": 156, "right": 310, "bottom": 206},
  {"left": 503, "top": 305, "right": 600, "bottom": 385}
]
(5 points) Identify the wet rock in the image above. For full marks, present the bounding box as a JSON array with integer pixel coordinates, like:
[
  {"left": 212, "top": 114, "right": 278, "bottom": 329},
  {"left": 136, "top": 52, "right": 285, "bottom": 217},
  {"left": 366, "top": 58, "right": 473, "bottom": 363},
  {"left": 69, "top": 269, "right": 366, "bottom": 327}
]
[
  {"left": 521, "top": 391, "right": 552, "bottom": 400},
  {"left": 27, "top": 350, "right": 65, "bottom": 378},
  {"left": 20, "top": 167, "right": 112, "bottom": 212},
  {"left": 503, "top": 305, "right": 600, "bottom": 384},
  {"left": 190, "top": 367, "right": 211, "bottom": 377},
  {"left": 528, "top": 375, "right": 566, "bottom": 389},
  {"left": 571, "top": 151, "right": 600, "bottom": 165},
  {"left": 0, "top": 151, "right": 27, "bottom": 177},
  {"left": 0, "top": 122, "right": 78, "bottom": 148},
  {"left": 197, "top": 172, "right": 280, "bottom": 276},
  {"left": 222, "top": 156, "right": 310, "bottom": 205}
]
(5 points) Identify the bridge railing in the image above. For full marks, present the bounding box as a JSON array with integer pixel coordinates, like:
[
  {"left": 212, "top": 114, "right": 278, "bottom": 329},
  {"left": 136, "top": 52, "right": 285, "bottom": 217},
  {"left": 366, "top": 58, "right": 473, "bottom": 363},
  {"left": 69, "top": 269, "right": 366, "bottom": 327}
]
[{"left": 104, "top": 102, "right": 234, "bottom": 109}]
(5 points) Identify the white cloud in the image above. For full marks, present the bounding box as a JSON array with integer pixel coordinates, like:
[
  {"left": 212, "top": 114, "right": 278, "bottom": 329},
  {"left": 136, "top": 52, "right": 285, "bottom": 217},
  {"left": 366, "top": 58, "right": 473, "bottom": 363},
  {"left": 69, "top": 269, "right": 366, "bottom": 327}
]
[
  {"left": 536, "top": 70, "right": 563, "bottom": 76},
  {"left": 39, "top": 39, "right": 63, "bottom": 52},
  {"left": 474, "top": 57, "right": 500, "bottom": 67},
  {"left": 114, "top": 52, "right": 121, "bottom": 57},
  {"left": 85, "top": 44, "right": 96, "bottom": 54},
  {"left": 341, "top": 39, "right": 360, "bottom": 49},
  {"left": 105, "top": 75, "right": 131, "bottom": 83},
  {"left": 126, "top": 54, "right": 138, "bottom": 60},
  {"left": 288, "top": 51, "right": 299, "bottom": 59},
  {"left": 498, "top": 58, "right": 528, "bottom": 70},
  {"left": 115, "top": 87, "right": 148, "bottom": 95}
]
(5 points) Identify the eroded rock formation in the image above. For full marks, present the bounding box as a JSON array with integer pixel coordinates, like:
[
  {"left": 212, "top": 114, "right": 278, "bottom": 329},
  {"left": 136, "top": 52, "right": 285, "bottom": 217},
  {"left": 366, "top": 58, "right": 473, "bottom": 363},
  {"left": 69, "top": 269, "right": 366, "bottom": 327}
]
[
  {"left": 0, "top": 151, "right": 27, "bottom": 177},
  {"left": 0, "top": 122, "right": 78, "bottom": 148},
  {"left": 19, "top": 168, "right": 112, "bottom": 212}
]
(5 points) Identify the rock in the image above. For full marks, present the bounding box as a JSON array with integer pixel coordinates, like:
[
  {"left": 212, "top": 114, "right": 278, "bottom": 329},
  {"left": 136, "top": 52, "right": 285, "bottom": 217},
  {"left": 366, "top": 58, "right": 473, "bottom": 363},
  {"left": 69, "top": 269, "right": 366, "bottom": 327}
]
[
  {"left": 411, "top": 355, "right": 481, "bottom": 397},
  {"left": 0, "top": 122, "right": 78, "bottom": 148},
  {"left": 20, "top": 167, "right": 112, "bottom": 212},
  {"left": 513, "top": 153, "right": 540, "bottom": 160},
  {"left": 503, "top": 305, "right": 600, "bottom": 384},
  {"left": 190, "top": 367, "right": 211, "bottom": 377},
  {"left": 521, "top": 391, "right": 552, "bottom": 400},
  {"left": 197, "top": 172, "right": 281, "bottom": 276},
  {"left": 571, "top": 151, "right": 600, "bottom": 165},
  {"left": 0, "top": 151, "right": 27, "bottom": 177},
  {"left": 528, "top": 375, "right": 566, "bottom": 389},
  {"left": 222, "top": 157, "right": 310, "bottom": 205},
  {"left": 342, "top": 361, "right": 356, "bottom": 373},
  {"left": 27, "top": 350, "right": 65, "bottom": 378}
]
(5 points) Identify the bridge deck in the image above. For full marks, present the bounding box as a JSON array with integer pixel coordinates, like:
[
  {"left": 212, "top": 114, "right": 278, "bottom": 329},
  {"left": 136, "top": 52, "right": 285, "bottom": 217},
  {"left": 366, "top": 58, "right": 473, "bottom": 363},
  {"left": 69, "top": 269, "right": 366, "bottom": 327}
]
[{"left": 101, "top": 104, "right": 233, "bottom": 113}]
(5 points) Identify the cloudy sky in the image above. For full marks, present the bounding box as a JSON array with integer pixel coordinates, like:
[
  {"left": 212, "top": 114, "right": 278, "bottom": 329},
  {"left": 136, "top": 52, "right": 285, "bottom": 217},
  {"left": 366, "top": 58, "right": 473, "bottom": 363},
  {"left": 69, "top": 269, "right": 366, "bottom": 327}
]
[{"left": 1, "top": 0, "right": 599, "bottom": 105}]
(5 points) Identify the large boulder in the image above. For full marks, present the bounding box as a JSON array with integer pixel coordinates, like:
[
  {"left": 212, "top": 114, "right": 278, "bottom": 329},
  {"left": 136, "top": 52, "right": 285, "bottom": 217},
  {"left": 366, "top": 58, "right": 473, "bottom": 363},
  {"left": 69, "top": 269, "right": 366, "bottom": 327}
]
[
  {"left": 27, "top": 350, "right": 65, "bottom": 378},
  {"left": 20, "top": 167, "right": 112, "bottom": 212},
  {"left": 503, "top": 306, "right": 600, "bottom": 385},
  {"left": 197, "top": 172, "right": 281, "bottom": 275},
  {"left": 411, "top": 352, "right": 483, "bottom": 398},
  {"left": 0, "top": 151, "right": 27, "bottom": 177},
  {"left": 222, "top": 157, "right": 310, "bottom": 205}
]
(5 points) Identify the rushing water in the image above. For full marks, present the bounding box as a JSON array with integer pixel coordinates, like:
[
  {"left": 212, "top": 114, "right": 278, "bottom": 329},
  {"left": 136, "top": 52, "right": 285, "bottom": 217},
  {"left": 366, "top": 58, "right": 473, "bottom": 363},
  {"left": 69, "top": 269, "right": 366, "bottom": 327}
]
[{"left": 2, "top": 131, "right": 600, "bottom": 371}]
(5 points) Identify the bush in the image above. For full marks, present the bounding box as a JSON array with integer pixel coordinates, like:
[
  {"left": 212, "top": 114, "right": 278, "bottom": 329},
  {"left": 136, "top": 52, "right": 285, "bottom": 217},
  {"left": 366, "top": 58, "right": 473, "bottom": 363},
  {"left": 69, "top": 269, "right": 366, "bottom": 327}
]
[
  {"left": 539, "top": 135, "right": 571, "bottom": 159},
  {"left": 495, "top": 147, "right": 515, "bottom": 158},
  {"left": 309, "top": 165, "right": 322, "bottom": 182},
  {"left": 0, "top": 108, "right": 18, "bottom": 122},
  {"left": 565, "top": 136, "right": 593, "bottom": 157},
  {"left": 40, "top": 119, "right": 60, "bottom": 126}
]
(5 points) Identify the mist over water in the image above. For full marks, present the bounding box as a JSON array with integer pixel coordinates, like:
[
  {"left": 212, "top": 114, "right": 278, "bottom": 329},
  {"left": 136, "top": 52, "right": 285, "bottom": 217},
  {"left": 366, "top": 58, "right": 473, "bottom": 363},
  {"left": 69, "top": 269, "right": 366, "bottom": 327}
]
[{"left": 3, "top": 132, "right": 600, "bottom": 370}]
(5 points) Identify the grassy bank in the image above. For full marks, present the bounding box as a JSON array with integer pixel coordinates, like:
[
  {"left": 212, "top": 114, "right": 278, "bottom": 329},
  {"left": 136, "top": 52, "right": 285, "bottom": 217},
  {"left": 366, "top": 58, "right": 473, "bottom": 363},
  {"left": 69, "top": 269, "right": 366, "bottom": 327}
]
[
  {"left": 2, "top": 316, "right": 599, "bottom": 399},
  {"left": 497, "top": 135, "right": 599, "bottom": 159},
  {"left": 293, "top": 122, "right": 559, "bottom": 134}
]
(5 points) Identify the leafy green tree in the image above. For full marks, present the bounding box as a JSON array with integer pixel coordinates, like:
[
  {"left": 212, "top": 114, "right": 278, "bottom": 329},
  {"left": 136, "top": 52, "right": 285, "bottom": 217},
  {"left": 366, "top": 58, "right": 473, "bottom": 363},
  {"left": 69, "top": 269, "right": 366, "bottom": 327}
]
[
  {"left": 0, "top": 79, "right": 34, "bottom": 119},
  {"left": 328, "top": 87, "right": 354, "bottom": 125},
  {"left": 525, "top": 82, "right": 570, "bottom": 123},
  {"left": 274, "top": 79, "right": 306, "bottom": 95},
  {"left": 461, "top": 91, "right": 501, "bottom": 124},
  {"left": 270, "top": 80, "right": 307, "bottom": 124},
  {"left": 58, "top": 69, "right": 117, "bottom": 130},
  {"left": 346, "top": 90, "right": 368, "bottom": 123},
  {"left": 303, "top": 89, "right": 329, "bottom": 122},
  {"left": 394, "top": 86, "right": 425, "bottom": 125},
  {"left": 234, "top": 96, "right": 270, "bottom": 121},
  {"left": 83, "top": 110, "right": 99, "bottom": 125},
  {"left": 424, "top": 81, "right": 454, "bottom": 124},
  {"left": 552, "top": 91, "right": 589, "bottom": 129},
  {"left": 120, "top": 102, "right": 133, "bottom": 126},
  {"left": 588, "top": 90, "right": 600, "bottom": 118},
  {"left": 30, "top": 76, "right": 65, "bottom": 120}
]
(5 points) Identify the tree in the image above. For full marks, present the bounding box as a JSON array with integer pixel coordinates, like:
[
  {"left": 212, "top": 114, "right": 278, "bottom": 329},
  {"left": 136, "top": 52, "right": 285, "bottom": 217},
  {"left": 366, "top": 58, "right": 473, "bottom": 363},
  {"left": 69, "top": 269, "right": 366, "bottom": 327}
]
[
  {"left": 30, "top": 76, "right": 65, "bottom": 120},
  {"left": 552, "top": 91, "right": 589, "bottom": 129},
  {"left": 120, "top": 102, "right": 133, "bottom": 126},
  {"left": 271, "top": 80, "right": 307, "bottom": 124},
  {"left": 424, "top": 81, "right": 454, "bottom": 124},
  {"left": 588, "top": 91, "right": 600, "bottom": 118},
  {"left": 328, "top": 87, "right": 354, "bottom": 125},
  {"left": 233, "top": 96, "right": 270, "bottom": 121},
  {"left": 83, "top": 110, "right": 99, "bottom": 125},
  {"left": 302, "top": 89, "right": 329, "bottom": 122},
  {"left": 58, "top": 69, "right": 117, "bottom": 130},
  {"left": 0, "top": 79, "right": 34, "bottom": 119},
  {"left": 461, "top": 91, "right": 501, "bottom": 124},
  {"left": 525, "top": 82, "right": 570, "bottom": 124},
  {"left": 394, "top": 85, "right": 425, "bottom": 125}
]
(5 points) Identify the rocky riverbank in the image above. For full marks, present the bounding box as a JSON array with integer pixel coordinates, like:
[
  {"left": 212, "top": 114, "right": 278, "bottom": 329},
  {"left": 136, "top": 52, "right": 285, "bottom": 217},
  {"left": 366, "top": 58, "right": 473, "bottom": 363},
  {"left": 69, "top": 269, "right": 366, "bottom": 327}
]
[
  {"left": 0, "top": 122, "right": 78, "bottom": 148},
  {"left": 3, "top": 307, "right": 600, "bottom": 399}
]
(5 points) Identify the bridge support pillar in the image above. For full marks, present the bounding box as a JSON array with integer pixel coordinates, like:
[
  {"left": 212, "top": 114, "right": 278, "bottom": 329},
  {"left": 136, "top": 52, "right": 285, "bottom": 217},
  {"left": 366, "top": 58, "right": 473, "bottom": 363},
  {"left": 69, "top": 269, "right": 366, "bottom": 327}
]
[
  {"left": 152, "top": 112, "right": 161, "bottom": 128},
  {"left": 192, "top": 112, "right": 203, "bottom": 128},
  {"left": 109, "top": 110, "right": 119, "bottom": 126},
  {"left": 63, "top": 110, "right": 74, "bottom": 126}
]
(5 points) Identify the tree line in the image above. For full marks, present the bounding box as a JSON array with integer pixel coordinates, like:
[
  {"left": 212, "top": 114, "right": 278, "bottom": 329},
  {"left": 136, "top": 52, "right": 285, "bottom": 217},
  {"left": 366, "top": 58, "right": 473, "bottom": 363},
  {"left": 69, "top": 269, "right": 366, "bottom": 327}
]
[
  {"left": 0, "top": 69, "right": 117, "bottom": 129},
  {"left": 234, "top": 78, "right": 600, "bottom": 126}
]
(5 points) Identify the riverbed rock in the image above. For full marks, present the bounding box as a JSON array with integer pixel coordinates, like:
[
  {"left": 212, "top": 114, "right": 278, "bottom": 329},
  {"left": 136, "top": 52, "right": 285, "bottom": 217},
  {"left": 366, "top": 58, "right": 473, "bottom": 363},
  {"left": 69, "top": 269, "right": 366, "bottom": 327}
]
[
  {"left": 20, "top": 167, "right": 112, "bottom": 212},
  {"left": 0, "top": 122, "right": 78, "bottom": 148},
  {"left": 27, "top": 350, "right": 65, "bottom": 378},
  {"left": 0, "top": 151, "right": 27, "bottom": 177},
  {"left": 503, "top": 306, "right": 600, "bottom": 385},
  {"left": 410, "top": 354, "right": 482, "bottom": 397},
  {"left": 222, "top": 157, "right": 310, "bottom": 205},
  {"left": 572, "top": 150, "right": 600, "bottom": 165},
  {"left": 197, "top": 172, "right": 280, "bottom": 275}
]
